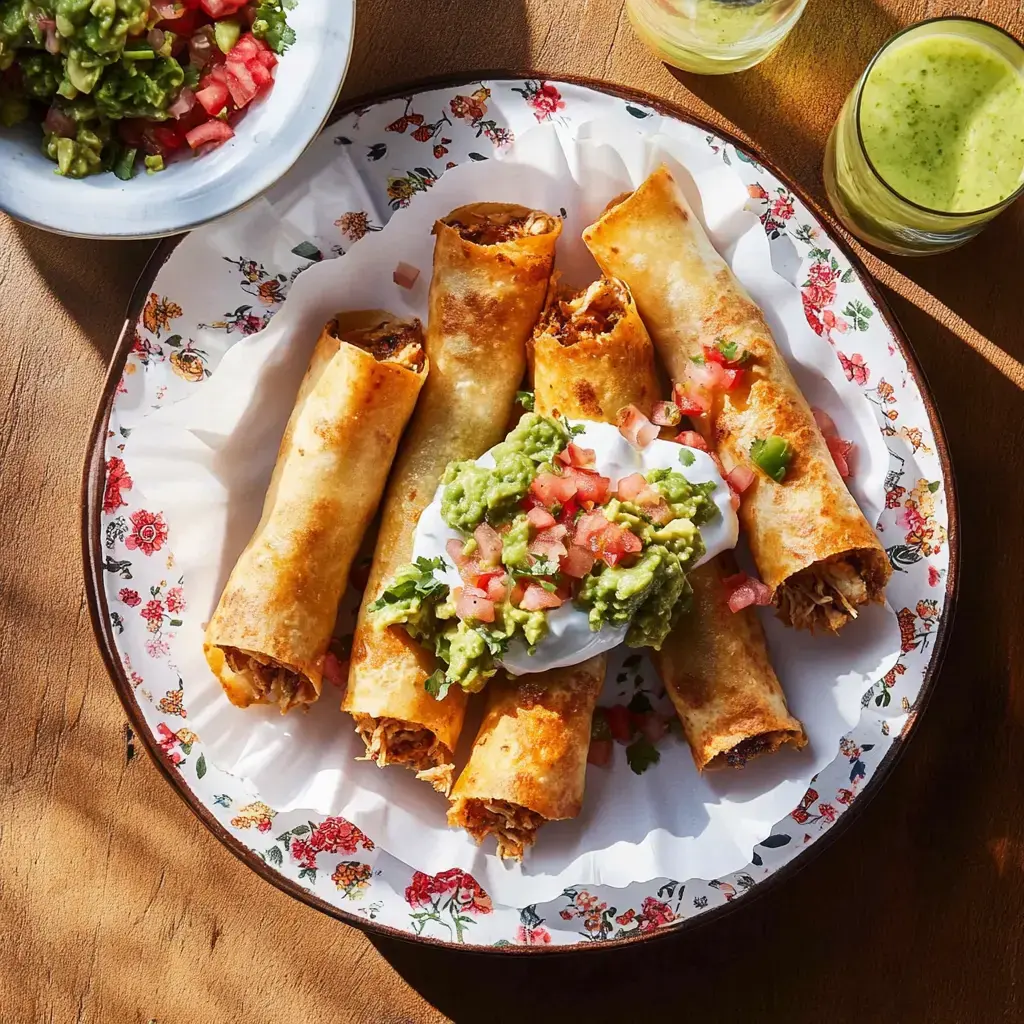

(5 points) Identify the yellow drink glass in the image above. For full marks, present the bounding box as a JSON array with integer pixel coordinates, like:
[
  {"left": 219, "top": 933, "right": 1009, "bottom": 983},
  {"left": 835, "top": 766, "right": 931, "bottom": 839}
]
[
  {"left": 824, "top": 18, "right": 1024, "bottom": 256},
  {"left": 625, "top": 0, "right": 810, "bottom": 75}
]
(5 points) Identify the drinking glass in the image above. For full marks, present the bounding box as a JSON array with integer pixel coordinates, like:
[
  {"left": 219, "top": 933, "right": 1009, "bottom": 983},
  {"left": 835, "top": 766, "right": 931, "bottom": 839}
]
[
  {"left": 625, "top": 0, "right": 810, "bottom": 75},
  {"left": 824, "top": 18, "right": 1024, "bottom": 256}
]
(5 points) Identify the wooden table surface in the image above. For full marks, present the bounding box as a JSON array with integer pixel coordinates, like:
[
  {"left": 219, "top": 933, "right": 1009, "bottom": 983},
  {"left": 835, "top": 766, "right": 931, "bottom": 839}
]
[{"left": 3, "top": 1, "right": 1022, "bottom": 1021}]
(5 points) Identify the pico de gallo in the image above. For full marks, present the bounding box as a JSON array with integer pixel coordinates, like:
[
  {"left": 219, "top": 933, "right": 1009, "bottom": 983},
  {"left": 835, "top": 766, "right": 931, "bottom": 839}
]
[
  {"left": 369, "top": 412, "right": 721, "bottom": 700},
  {"left": 0, "top": 0, "right": 295, "bottom": 179}
]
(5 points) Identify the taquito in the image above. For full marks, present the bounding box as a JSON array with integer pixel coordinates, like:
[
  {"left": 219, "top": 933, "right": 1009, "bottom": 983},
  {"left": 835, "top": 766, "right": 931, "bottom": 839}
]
[
  {"left": 204, "top": 312, "right": 427, "bottom": 712},
  {"left": 448, "top": 277, "right": 654, "bottom": 858},
  {"left": 653, "top": 553, "right": 806, "bottom": 770},
  {"left": 583, "top": 166, "right": 890, "bottom": 632},
  {"left": 344, "top": 203, "right": 561, "bottom": 794}
]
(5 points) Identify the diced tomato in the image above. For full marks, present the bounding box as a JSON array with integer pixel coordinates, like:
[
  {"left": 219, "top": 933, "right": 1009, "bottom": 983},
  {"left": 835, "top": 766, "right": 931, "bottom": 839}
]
[
  {"left": 224, "top": 59, "right": 258, "bottom": 107},
  {"left": 254, "top": 44, "right": 277, "bottom": 68},
  {"left": 603, "top": 705, "right": 634, "bottom": 744},
  {"left": 151, "top": 124, "right": 185, "bottom": 153},
  {"left": 573, "top": 510, "right": 612, "bottom": 548},
  {"left": 722, "top": 571, "right": 773, "bottom": 612},
  {"left": 508, "top": 578, "right": 527, "bottom": 607},
  {"left": 322, "top": 651, "right": 348, "bottom": 689},
  {"left": 248, "top": 58, "right": 273, "bottom": 90},
  {"left": 616, "top": 473, "right": 647, "bottom": 502},
  {"left": 529, "top": 524, "right": 569, "bottom": 561},
  {"left": 152, "top": 1, "right": 183, "bottom": 18},
  {"left": 633, "top": 712, "right": 668, "bottom": 744},
  {"left": 555, "top": 442, "right": 596, "bottom": 468},
  {"left": 826, "top": 435, "right": 854, "bottom": 479},
  {"left": 555, "top": 496, "right": 579, "bottom": 524},
  {"left": 563, "top": 466, "right": 610, "bottom": 506},
  {"left": 725, "top": 464, "right": 756, "bottom": 494},
  {"left": 200, "top": 0, "right": 247, "bottom": 16},
  {"left": 185, "top": 118, "right": 234, "bottom": 149},
  {"left": 228, "top": 32, "right": 261, "bottom": 61},
  {"left": 530, "top": 471, "right": 577, "bottom": 508},
  {"left": 691, "top": 359, "right": 742, "bottom": 392},
  {"left": 812, "top": 407, "right": 838, "bottom": 437},
  {"left": 393, "top": 261, "right": 420, "bottom": 289},
  {"left": 477, "top": 571, "right": 510, "bottom": 604},
  {"left": 672, "top": 379, "right": 709, "bottom": 416},
  {"left": 634, "top": 488, "right": 672, "bottom": 524},
  {"left": 703, "top": 344, "right": 727, "bottom": 366},
  {"left": 674, "top": 430, "right": 709, "bottom": 452},
  {"left": 560, "top": 544, "right": 595, "bottom": 579},
  {"left": 526, "top": 506, "right": 556, "bottom": 530},
  {"left": 453, "top": 586, "right": 496, "bottom": 623},
  {"left": 446, "top": 538, "right": 471, "bottom": 568},
  {"left": 616, "top": 404, "right": 659, "bottom": 449},
  {"left": 195, "top": 81, "right": 230, "bottom": 115},
  {"left": 473, "top": 523, "right": 503, "bottom": 566},
  {"left": 587, "top": 738, "right": 613, "bottom": 767},
  {"left": 520, "top": 583, "right": 563, "bottom": 611}
]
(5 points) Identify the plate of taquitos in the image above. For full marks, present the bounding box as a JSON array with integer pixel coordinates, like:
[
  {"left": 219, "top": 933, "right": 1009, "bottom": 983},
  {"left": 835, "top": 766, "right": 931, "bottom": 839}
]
[{"left": 89, "top": 79, "right": 954, "bottom": 949}]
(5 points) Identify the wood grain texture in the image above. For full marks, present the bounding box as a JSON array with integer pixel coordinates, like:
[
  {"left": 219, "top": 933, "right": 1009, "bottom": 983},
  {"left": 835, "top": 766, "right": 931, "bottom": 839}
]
[{"left": 2, "top": 1, "right": 1022, "bottom": 1021}]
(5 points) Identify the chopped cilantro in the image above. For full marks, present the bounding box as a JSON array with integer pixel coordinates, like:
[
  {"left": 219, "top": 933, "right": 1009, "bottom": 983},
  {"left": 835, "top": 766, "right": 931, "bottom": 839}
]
[
  {"left": 626, "top": 736, "right": 661, "bottom": 775},
  {"left": 368, "top": 556, "right": 447, "bottom": 612},
  {"left": 475, "top": 628, "right": 511, "bottom": 658},
  {"left": 538, "top": 579, "right": 557, "bottom": 592},
  {"left": 690, "top": 354, "right": 705, "bottom": 365},
  {"left": 251, "top": 0, "right": 298, "bottom": 54},
  {"left": 678, "top": 448, "right": 696, "bottom": 467},
  {"left": 713, "top": 338, "right": 751, "bottom": 366},
  {"left": 561, "top": 415, "right": 586, "bottom": 438},
  {"left": 516, "top": 390, "right": 535, "bottom": 411},
  {"left": 424, "top": 668, "right": 451, "bottom": 701},
  {"left": 627, "top": 691, "right": 653, "bottom": 715}
]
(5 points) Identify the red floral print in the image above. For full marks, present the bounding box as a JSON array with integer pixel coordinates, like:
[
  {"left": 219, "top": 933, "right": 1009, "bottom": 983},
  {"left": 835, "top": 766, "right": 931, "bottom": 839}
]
[
  {"left": 450, "top": 93, "right": 487, "bottom": 122},
  {"left": 836, "top": 788, "right": 855, "bottom": 805},
  {"left": 818, "top": 803, "right": 837, "bottom": 824},
  {"left": 529, "top": 82, "right": 564, "bottom": 121},
  {"left": 119, "top": 588, "right": 141, "bottom": 607},
  {"left": 125, "top": 509, "right": 168, "bottom": 556},
  {"left": 104, "top": 457, "right": 133, "bottom": 515},
  {"left": 514, "top": 924, "right": 552, "bottom": 945},
  {"left": 771, "top": 195, "right": 794, "bottom": 220},
  {"left": 405, "top": 868, "right": 492, "bottom": 914},
  {"left": 140, "top": 599, "right": 165, "bottom": 632},
  {"left": 928, "top": 565, "right": 941, "bottom": 587},
  {"left": 156, "top": 723, "right": 183, "bottom": 766},
  {"left": 165, "top": 586, "right": 185, "bottom": 614},
  {"left": 636, "top": 897, "right": 675, "bottom": 932},
  {"left": 838, "top": 350, "right": 869, "bottom": 385},
  {"left": 288, "top": 816, "right": 374, "bottom": 871},
  {"left": 748, "top": 182, "right": 769, "bottom": 201}
]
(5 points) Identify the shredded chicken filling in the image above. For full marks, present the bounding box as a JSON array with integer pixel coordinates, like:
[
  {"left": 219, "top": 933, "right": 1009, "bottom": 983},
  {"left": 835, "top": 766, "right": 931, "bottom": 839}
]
[
  {"left": 777, "top": 558, "right": 870, "bottom": 631},
  {"left": 336, "top": 319, "right": 426, "bottom": 372},
  {"left": 353, "top": 715, "right": 453, "bottom": 794},
  {"left": 541, "top": 278, "right": 628, "bottom": 347},
  {"left": 224, "top": 648, "right": 310, "bottom": 710},
  {"left": 458, "top": 799, "right": 547, "bottom": 861},
  {"left": 448, "top": 210, "right": 555, "bottom": 245}
]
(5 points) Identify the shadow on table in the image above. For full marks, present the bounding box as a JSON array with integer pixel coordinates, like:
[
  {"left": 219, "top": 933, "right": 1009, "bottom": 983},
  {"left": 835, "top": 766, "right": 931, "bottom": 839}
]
[
  {"left": 666, "top": 0, "right": 900, "bottom": 206},
  {"left": 341, "top": 0, "right": 532, "bottom": 100},
  {"left": 11, "top": 218, "right": 155, "bottom": 362}
]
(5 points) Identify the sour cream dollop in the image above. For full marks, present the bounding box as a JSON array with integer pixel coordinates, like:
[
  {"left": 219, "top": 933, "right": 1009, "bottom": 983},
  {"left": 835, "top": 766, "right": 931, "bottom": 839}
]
[{"left": 411, "top": 420, "right": 738, "bottom": 676}]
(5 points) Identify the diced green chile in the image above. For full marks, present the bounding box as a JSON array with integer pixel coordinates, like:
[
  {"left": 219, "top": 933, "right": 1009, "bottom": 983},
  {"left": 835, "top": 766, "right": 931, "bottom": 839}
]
[{"left": 750, "top": 435, "right": 793, "bottom": 482}]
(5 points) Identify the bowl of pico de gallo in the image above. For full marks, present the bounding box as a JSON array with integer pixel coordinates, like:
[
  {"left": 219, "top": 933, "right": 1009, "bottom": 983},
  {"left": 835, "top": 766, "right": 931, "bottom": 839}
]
[{"left": 0, "top": 0, "right": 355, "bottom": 238}]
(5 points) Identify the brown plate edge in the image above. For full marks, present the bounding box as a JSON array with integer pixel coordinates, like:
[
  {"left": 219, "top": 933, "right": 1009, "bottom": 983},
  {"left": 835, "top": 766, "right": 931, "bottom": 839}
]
[{"left": 80, "top": 70, "right": 960, "bottom": 957}]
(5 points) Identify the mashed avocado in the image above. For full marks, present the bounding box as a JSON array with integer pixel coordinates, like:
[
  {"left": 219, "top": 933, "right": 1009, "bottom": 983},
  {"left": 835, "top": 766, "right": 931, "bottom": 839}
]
[
  {"left": 440, "top": 414, "right": 572, "bottom": 531},
  {"left": 500, "top": 513, "right": 532, "bottom": 571}
]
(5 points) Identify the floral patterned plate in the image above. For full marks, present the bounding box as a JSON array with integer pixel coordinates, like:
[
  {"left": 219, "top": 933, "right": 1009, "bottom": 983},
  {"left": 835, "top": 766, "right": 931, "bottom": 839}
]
[{"left": 83, "top": 75, "right": 958, "bottom": 951}]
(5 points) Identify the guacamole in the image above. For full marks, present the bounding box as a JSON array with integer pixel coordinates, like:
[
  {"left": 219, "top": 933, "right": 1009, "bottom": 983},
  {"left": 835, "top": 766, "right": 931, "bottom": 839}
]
[
  {"left": 371, "top": 420, "right": 724, "bottom": 699},
  {"left": 0, "top": 0, "right": 295, "bottom": 179},
  {"left": 440, "top": 413, "right": 572, "bottom": 531}
]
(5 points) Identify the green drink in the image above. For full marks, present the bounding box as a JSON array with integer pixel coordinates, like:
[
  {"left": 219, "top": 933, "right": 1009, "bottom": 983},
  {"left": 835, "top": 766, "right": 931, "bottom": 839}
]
[
  {"left": 626, "top": 0, "right": 809, "bottom": 75},
  {"left": 825, "top": 18, "right": 1024, "bottom": 255}
]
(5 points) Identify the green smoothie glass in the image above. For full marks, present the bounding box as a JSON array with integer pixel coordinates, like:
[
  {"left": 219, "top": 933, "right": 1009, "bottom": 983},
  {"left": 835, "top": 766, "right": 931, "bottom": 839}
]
[
  {"left": 824, "top": 18, "right": 1024, "bottom": 256},
  {"left": 625, "top": 0, "right": 810, "bottom": 75}
]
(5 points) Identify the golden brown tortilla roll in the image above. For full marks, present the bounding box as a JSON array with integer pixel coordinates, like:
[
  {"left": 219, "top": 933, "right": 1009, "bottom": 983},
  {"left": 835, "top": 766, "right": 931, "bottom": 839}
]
[
  {"left": 653, "top": 553, "right": 806, "bottom": 770},
  {"left": 448, "top": 659, "right": 606, "bottom": 859},
  {"left": 344, "top": 203, "right": 561, "bottom": 794},
  {"left": 531, "top": 277, "right": 660, "bottom": 421},
  {"left": 203, "top": 312, "right": 427, "bottom": 712},
  {"left": 448, "top": 278, "right": 652, "bottom": 858},
  {"left": 583, "top": 166, "right": 890, "bottom": 632}
]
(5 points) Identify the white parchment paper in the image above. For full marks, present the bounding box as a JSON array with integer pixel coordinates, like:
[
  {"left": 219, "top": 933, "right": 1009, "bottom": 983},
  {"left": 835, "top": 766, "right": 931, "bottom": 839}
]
[{"left": 125, "top": 122, "right": 900, "bottom": 906}]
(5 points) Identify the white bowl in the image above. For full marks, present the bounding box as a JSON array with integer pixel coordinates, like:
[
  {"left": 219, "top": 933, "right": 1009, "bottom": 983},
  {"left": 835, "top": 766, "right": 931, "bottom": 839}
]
[{"left": 0, "top": 0, "right": 355, "bottom": 239}]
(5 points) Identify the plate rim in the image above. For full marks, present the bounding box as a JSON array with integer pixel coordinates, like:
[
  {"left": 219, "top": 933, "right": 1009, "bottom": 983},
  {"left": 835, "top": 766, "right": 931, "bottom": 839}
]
[
  {"left": 0, "top": 0, "right": 357, "bottom": 240},
  {"left": 80, "top": 70, "right": 960, "bottom": 955}
]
